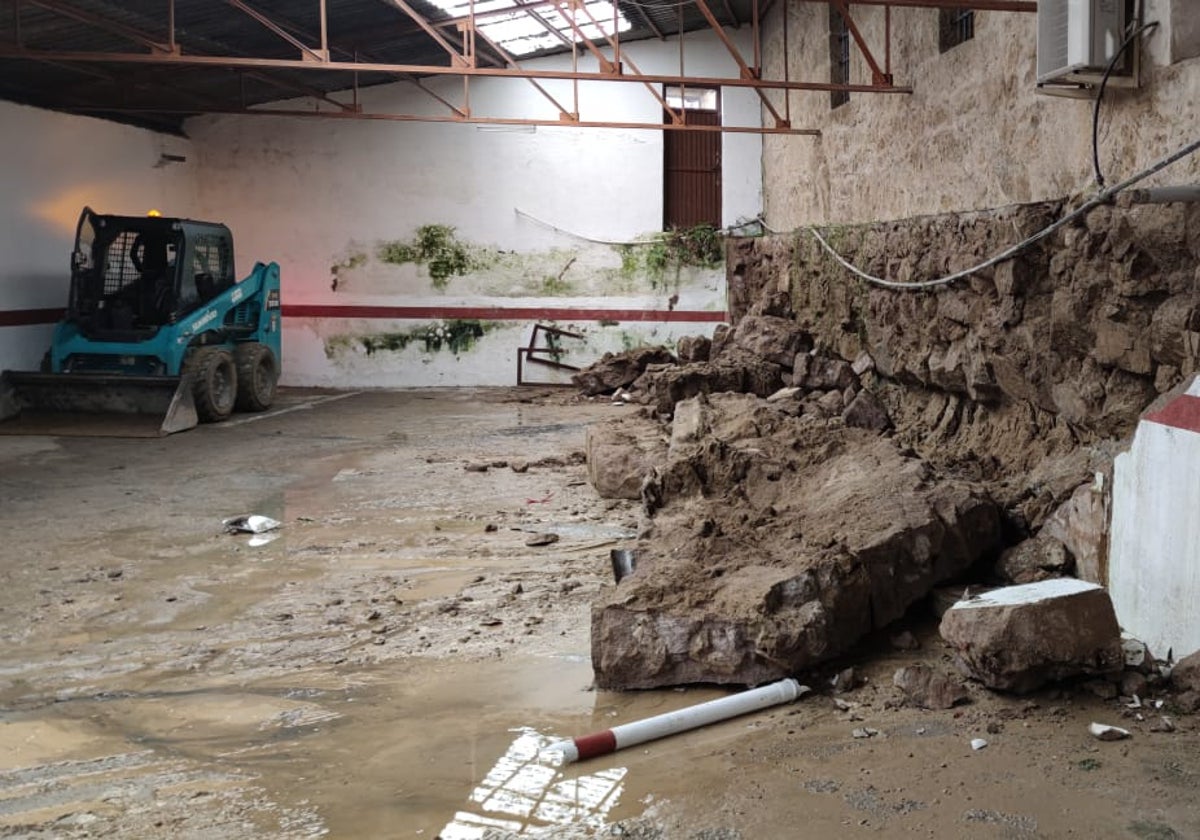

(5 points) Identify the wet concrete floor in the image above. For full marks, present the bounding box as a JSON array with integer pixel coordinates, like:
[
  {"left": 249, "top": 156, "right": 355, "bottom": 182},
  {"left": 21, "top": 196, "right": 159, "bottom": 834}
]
[{"left": 3, "top": 387, "right": 1200, "bottom": 839}]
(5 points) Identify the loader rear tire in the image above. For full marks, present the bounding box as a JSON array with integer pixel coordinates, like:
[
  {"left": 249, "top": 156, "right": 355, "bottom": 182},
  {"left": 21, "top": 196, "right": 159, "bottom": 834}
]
[
  {"left": 234, "top": 343, "right": 277, "bottom": 412},
  {"left": 187, "top": 347, "right": 238, "bottom": 423}
]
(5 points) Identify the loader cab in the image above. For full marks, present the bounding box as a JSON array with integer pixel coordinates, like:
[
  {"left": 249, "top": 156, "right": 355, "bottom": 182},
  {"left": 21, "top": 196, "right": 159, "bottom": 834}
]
[{"left": 69, "top": 208, "right": 235, "bottom": 342}]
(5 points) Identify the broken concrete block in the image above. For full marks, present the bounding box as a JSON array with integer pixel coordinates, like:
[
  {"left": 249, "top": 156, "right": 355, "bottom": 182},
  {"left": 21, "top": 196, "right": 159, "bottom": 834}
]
[
  {"left": 572, "top": 347, "right": 677, "bottom": 396},
  {"left": 939, "top": 579, "right": 1123, "bottom": 693},
  {"left": 893, "top": 665, "right": 969, "bottom": 710},
  {"left": 842, "top": 389, "right": 891, "bottom": 432},
  {"left": 994, "top": 535, "right": 1074, "bottom": 584},
  {"left": 585, "top": 418, "right": 667, "bottom": 500}
]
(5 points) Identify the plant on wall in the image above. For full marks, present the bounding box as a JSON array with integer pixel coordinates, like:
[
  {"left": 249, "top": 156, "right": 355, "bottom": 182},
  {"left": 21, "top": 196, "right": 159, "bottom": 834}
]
[
  {"left": 378, "top": 224, "right": 481, "bottom": 290},
  {"left": 618, "top": 223, "right": 726, "bottom": 288}
]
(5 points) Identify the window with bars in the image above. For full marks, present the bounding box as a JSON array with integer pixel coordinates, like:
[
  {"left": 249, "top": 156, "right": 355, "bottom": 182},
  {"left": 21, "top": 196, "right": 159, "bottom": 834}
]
[
  {"left": 939, "top": 8, "right": 975, "bottom": 53},
  {"left": 829, "top": 6, "right": 851, "bottom": 109}
]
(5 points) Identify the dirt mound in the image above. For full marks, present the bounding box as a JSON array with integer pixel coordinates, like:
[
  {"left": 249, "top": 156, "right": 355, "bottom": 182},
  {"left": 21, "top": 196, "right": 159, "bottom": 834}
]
[{"left": 592, "top": 393, "right": 999, "bottom": 689}]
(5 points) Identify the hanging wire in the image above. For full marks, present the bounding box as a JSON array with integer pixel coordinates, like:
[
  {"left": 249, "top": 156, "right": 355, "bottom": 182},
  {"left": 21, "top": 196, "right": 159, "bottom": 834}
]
[{"left": 758, "top": 136, "right": 1200, "bottom": 291}]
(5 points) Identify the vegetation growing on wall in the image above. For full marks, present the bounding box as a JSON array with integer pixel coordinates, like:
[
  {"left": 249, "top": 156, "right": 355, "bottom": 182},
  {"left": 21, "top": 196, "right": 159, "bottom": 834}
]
[
  {"left": 618, "top": 224, "right": 726, "bottom": 288},
  {"left": 325, "top": 320, "right": 493, "bottom": 359},
  {"left": 379, "top": 225, "right": 484, "bottom": 290}
]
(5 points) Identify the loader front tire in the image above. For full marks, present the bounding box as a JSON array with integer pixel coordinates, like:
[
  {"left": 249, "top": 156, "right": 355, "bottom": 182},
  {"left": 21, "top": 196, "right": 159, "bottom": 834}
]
[
  {"left": 187, "top": 347, "right": 238, "bottom": 423},
  {"left": 234, "top": 343, "right": 278, "bottom": 412}
]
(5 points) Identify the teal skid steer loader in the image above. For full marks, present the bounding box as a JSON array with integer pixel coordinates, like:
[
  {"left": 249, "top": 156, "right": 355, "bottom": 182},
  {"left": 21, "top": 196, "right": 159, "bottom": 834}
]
[{"left": 0, "top": 208, "right": 281, "bottom": 436}]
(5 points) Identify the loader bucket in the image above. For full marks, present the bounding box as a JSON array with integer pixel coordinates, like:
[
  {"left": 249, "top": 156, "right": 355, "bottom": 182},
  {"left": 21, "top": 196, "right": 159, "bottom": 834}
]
[{"left": 0, "top": 371, "right": 198, "bottom": 437}]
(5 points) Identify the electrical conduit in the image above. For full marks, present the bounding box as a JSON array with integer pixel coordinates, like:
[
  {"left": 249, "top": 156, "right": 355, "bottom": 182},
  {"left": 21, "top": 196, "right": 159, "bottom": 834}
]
[{"left": 547, "top": 677, "right": 809, "bottom": 764}]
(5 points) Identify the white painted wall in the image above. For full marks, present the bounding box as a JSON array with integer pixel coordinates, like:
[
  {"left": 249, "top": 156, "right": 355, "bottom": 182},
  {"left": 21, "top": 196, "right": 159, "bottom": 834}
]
[
  {"left": 1110, "top": 378, "right": 1200, "bottom": 660},
  {"left": 187, "top": 30, "right": 761, "bottom": 387},
  {"left": 0, "top": 101, "right": 197, "bottom": 370}
]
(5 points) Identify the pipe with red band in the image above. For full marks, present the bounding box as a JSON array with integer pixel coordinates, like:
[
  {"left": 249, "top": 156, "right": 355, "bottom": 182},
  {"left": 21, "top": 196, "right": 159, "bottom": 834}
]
[{"left": 548, "top": 677, "right": 806, "bottom": 764}]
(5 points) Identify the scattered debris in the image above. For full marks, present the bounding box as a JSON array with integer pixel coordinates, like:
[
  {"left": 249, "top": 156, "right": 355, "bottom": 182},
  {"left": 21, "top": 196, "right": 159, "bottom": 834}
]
[
  {"left": 852, "top": 727, "right": 879, "bottom": 739},
  {"left": 222, "top": 514, "right": 281, "bottom": 534},
  {"left": 892, "top": 665, "right": 969, "bottom": 710},
  {"left": 1089, "top": 722, "right": 1131, "bottom": 741},
  {"left": 463, "top": 461, "right": 489, "bottom": 473},
  {"left": 1150, "top": 716, "right": 1176, "bottom": 733},
  {"left": 939, "top": 579, "right": 1123, "bottom": 693},
  {"left": 970, "top": 738, "right": 988, "bottom": 751},
  {"left": 525, "top": 533, "right": 560, "bottom": 547}
]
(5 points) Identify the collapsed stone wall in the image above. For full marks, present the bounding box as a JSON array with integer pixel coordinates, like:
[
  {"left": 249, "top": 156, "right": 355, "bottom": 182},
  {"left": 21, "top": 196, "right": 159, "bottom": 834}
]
[
  {"left": 582, "top": 198, "right": 1199, "bottom": 690},
  {"left": 731, "top": 200, "right": 1200, "bottom": 528}
]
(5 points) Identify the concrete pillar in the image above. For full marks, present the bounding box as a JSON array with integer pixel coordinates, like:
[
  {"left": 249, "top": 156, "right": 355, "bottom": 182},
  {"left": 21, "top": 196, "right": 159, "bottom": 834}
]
[{"left": 1110, "top": 377, "right": 1200, "bottom": 660}]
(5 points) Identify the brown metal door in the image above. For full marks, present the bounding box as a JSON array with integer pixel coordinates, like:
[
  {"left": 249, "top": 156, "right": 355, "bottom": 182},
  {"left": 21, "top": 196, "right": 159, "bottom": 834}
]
[{"left": 663, "top": 109, "right": 721, "bottom": 229}]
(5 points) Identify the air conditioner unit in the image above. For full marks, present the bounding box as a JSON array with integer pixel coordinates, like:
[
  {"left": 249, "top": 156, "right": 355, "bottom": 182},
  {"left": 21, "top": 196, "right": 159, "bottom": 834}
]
[{"left": 1037, "top": 0, "right": 1127, "bottom": 85}]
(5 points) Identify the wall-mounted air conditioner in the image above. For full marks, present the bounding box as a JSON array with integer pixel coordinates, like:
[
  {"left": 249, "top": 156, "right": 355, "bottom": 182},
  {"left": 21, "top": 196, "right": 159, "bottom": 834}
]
[{"left": 1037, "top": 0, "right": 1127, "bottom": 86}]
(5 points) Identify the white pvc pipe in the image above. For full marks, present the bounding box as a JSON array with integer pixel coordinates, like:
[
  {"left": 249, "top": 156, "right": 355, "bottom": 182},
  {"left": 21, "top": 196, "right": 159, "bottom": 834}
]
[{"left": 548, "top": 678, "right": 807, "bottom": 763}]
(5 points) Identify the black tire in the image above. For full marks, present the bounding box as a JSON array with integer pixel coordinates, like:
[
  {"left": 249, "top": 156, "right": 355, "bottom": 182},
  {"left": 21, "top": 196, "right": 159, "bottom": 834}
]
[
  {"left": 234, "top": 343, "right": 278, "bottom": 412},
  {"left": 186, "top": 347, "right": 238, "bottom": 422}
]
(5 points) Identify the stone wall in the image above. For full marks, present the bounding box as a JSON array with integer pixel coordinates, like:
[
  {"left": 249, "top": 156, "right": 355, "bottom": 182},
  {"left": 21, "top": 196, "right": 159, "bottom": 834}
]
[
  {"left": 759, "top": 3, "right": 1200, "bottom": 227},
  {"left": 729, "top": 198, "right": 1200, "bottom": 528}
]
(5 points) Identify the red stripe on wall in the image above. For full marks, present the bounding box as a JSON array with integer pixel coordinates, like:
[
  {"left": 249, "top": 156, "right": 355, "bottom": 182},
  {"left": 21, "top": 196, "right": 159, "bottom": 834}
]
[
  {"left": 281, "top": 304, "right": 727, "bottom": 323},
  {"left": 0, "top": 308, "right": 65, "bottom": 327},
  {"left": 1145, "top": 394, "right": 1200, "bottom": 434}
]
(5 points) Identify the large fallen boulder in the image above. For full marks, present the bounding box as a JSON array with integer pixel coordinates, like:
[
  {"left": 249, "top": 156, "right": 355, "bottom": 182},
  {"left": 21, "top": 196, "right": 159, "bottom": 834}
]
[
  {"left": 591, "top": 393, "right": 1000, "bottom": 689},
  {"left": 572, "top": 347, "right": 677, "bottom": 396},
  {"left": 939, "top": 579, "right": 1123, "bottom": 693}
]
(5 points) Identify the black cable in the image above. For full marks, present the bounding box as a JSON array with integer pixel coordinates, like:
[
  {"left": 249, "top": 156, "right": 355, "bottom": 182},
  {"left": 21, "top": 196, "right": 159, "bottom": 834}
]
[{"left": 1092, "top": 20, "right": 1159, "bottom": 189}]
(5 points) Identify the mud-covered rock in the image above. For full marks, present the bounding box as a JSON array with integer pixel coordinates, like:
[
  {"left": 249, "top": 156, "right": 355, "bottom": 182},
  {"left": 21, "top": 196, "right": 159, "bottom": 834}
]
[
  {"left": 842, "top": 389, "right": 891, "bottom": 432},
  {"left": 893, "top": 665, "right": 969, "bottom": 709},
  {"left": 592, "top": 394, "right": 1000, "bottom": 689},
  {"left": 631, "top": 347, "right": 787, "bottom": 416},
  {"left": 939, "top": 579, "right": 1123, "bottom": 693},
  {"left": 675, "top": 335, "right": 712, "bottom": 363},
  {"left": 572, "top": 347, "right": 677, "bottom": 396},
  {"left": 995, "top": 535, "right": 1074, "bottom": 584},
  {"left": 585, "top": 417, "right": 667, "bottom": 499},
  {"left": 724, "top": 314, "right": 811, "bottom": 367},
  {"left": 794, "top": 355, "right": 857, "bottom": 392},
  {"left": 1172, "top": 649, "right": 1200, "bottom": 693}
]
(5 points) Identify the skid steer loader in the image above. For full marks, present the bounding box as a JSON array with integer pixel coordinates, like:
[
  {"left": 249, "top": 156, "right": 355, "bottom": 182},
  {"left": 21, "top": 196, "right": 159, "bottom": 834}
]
[{"left": 0, "top": 207, "right": 281, "bottom": 436}]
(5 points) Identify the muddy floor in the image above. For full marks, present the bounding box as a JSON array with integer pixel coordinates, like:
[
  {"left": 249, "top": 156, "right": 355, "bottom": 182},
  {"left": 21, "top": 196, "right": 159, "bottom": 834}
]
[{"left": 1, "top": 388, "right": 1198, "bottom": 839}]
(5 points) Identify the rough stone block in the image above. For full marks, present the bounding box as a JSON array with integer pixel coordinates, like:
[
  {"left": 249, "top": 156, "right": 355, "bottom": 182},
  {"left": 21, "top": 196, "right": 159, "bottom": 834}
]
[
  {"left": 727, "top": 314, "right": 811, "bottom": 367},
  {"left": 585, "top": 418, "right": 667, "bottom": 500},
  {"left": 892, "top": 665, "right": 969, "bottom": 709},
  {"left": 572, "top": 347, "right": 677, "bottom": 396},
  {"left": 676, "top": 335, "right": 712, "bottom": 363},
  {"left": 842, "top": 389, "right": 890, "bottom": 432},
  {"left": 939, "top": 579, "right": 1123, "bottom": 693},
  {"left": 995, "top": 535, "right": 1074, "bottom": 584},
  {"left": 796, "top": 355, "right": 857, "bottom": 391}
]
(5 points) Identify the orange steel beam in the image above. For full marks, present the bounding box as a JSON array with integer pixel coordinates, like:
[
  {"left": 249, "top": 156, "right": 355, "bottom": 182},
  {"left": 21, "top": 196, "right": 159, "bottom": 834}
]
[
  {"left": 691, "top": 0, "right": 792, "bottom": 127},
  {"left": 26, "top": 0, "right": 174, "bottom": 52},
  {"left": 224, "top": 0, "right": 327, "bottom": 62},
  {"left": 378, "top": 0, "right": 472, "bottom": 67},
  {"left": 0, "top": 47, "right": 915, "bottom": 95},
  {"left": 474, "top": 26, "right": 577, "bottom": 119},
  {"left": 59, "top": 104, "right": 823, "bottom": 134},
  {"left": 829, "top": 0, "right": 890, "bottom": 85},
  {"left": 554, "top": 0, "right": 683, "bottom": 123},
  {"left": 28, "top": 0, "right": 356, "bottom": 111}
]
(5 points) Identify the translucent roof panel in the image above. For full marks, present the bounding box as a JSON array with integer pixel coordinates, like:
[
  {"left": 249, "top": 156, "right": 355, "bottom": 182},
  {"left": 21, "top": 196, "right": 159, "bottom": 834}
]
[{"left": 424, "top": 0, "right": 632, "bottom": 56}]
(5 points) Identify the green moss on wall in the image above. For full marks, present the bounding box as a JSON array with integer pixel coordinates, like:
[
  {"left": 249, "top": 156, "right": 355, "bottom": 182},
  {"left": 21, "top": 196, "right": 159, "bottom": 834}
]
[{"left": 378, "top": 225, "right": 486, "bottom": 290}]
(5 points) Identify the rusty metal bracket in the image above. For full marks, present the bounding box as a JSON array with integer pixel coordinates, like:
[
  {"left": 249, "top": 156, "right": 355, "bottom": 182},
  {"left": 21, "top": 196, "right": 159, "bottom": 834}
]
[{"left": 517, "top": 325, "right": 585, "bottom": 386}]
